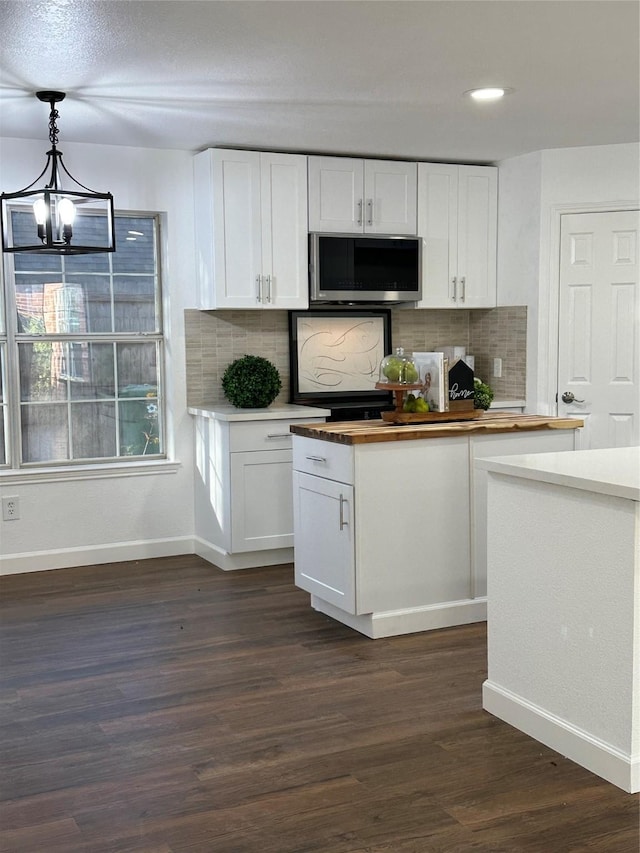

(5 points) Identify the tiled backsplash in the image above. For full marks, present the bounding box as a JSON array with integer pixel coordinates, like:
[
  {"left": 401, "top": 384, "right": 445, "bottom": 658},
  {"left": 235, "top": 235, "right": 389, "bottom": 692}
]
[{"left": 185, "top": 306, "right": 527, "bottom": 406}]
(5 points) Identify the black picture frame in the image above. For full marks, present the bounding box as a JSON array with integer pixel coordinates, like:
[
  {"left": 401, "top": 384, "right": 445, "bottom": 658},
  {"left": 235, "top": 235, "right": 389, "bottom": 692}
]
[{"left": 288, "top": 308, "right": 393, "bottom": 409}]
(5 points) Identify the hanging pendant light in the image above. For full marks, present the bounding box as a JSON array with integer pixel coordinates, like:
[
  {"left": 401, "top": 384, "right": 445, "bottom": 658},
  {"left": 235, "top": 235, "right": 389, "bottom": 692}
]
[{"left": 1, "top": 91, "right": 116, "bottom": 255}]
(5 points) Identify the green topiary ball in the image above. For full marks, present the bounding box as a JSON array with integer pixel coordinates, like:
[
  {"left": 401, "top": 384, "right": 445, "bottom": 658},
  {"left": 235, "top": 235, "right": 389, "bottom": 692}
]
[
  {"left": 222, "top": 354, "right": 282, "bottom": 408},
  {"left": 473, "top": 377, "right": 494, "bottom": 410}
]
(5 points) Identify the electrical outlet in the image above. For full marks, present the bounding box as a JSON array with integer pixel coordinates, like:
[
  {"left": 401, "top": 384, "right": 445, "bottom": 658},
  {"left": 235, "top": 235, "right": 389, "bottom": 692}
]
[
  {"left": 493, "top": 357, "right": 503, "bottom": 378},
  {"left": 2, "top": 496, "right": 20, "bottom": 521}
]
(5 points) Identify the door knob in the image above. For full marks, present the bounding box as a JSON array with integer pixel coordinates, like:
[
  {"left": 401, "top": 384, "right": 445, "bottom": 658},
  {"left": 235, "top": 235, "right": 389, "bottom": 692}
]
[{"left": 562, "top": 391, "right": 585, "bottom": 404}]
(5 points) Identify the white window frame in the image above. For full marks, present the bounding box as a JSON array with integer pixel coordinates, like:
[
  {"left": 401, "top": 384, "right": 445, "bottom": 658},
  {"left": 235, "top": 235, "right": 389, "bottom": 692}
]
[{"left": 0, "top": 211, "right": 179, "bottom": 481}]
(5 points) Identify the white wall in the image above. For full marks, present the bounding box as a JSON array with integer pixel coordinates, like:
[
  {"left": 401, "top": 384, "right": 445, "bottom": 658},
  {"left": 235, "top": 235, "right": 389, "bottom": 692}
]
[
  {"left": 0, "top": 137, "right": 198, "bottom": 573},
  {"left": 497, "top": 142, "right": 640, "bottom": 413}
]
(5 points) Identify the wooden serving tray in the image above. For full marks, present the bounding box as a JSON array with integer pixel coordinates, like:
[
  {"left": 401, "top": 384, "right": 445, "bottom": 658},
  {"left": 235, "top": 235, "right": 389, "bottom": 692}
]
[{"left": 381, "top": 409, "right": 482, "bottom": 425}]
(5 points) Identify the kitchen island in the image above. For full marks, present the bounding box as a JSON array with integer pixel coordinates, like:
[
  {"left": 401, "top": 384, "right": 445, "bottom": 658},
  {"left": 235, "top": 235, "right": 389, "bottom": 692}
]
[
  {"left": 478, "top": 445, "right": 640, "bottom": 793},
  {"left": 291, "top": 413, "right": 583, "bottom": 638}
]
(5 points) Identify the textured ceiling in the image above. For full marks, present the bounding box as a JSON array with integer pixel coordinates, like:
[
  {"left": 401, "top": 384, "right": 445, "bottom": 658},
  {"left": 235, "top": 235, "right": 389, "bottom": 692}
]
[{"left": 0, "top": 0, "right": 638, "bottom": 163}]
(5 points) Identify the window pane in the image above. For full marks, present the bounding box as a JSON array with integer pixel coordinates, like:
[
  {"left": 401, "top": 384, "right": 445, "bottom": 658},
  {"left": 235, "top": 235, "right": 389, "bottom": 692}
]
[
  {"left": 21, "top": 404, "right": 69, "bottom": 463},
  {"left": 16, "top": 274, "right": 50, "bottom": 332},
  {"left": 19, "top": 342, "right": 67, "bottom": 402},
  {"left": 117, "top": 342, "right": 158, "bottom": 389},
  {"left": 113, "top": 218, "right": 156, "bottom": 273},
  {"left": 64, "top": 248, "right": 110, "bottom": 274},
  {"left": 68, "top": 342, "right": 115, "bottom": 399},
  {"left": 120, "top": 398, "right": 160, "bottom": 456},
  {"left": 114, "top": 276, "right": 157, "bottom": 332},
  {"left": 71, "top": 401, "right": 117, "bottom": 458},
  {"left": 66, "top": 275, "right": 113, "bottom": 333}
]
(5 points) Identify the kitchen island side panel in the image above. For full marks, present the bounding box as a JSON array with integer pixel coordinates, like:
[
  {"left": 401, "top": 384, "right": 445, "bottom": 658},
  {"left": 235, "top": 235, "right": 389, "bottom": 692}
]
[{"left": 354, "top": 437, "right": 471, "bottom": 614}]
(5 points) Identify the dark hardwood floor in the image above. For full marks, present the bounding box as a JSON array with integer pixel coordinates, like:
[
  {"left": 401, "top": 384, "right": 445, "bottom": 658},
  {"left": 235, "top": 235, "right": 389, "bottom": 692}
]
[{"left": 0, "top": 555, "right": 637, "bottom": 853}]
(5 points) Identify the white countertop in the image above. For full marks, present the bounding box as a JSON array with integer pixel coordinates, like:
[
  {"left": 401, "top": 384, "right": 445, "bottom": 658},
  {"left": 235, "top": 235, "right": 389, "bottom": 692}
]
[
  {"left": 476, "top": 445, "right": 640, "bottom": 501},
  {"left": 188, "top": 403, "right": 331, "bottom": 421}
]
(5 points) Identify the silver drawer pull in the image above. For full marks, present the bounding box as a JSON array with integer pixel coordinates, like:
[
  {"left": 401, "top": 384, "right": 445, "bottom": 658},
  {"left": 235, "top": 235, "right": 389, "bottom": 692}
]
[
  {"left": 305, "top": 455, "right": 326, "bottom": 463},
  {"left": 266, "top": 433, "right": 290, "bottom": 439},
  {"left": 339, "top": 494, "right": 348, "bottom": 530}
]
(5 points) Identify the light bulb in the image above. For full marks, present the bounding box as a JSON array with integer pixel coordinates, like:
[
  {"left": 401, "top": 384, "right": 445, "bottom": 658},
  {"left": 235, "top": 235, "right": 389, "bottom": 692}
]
[
  {"left": 467, "top": 87, "right": 507, "bottom": 101},
  {"left": 33, "top": 197, "right": 47, "bottom": 225},
  {"left": 58, "top": 197, "right": 76, "bottom": 225}
]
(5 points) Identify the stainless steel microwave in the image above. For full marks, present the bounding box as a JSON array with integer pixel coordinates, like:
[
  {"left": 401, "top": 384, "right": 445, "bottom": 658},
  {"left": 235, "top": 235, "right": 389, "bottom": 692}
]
[{"left": 309, "top": 233, "right": 422, "bottom": 304}]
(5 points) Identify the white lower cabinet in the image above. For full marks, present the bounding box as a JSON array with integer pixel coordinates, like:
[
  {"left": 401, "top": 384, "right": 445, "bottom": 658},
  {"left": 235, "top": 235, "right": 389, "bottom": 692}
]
[
  {"left": 292, "top": 428, "right": 579, "bottom": 638},
  {"left": 191, "top": 405, "right": 328, "bottom": 570}
]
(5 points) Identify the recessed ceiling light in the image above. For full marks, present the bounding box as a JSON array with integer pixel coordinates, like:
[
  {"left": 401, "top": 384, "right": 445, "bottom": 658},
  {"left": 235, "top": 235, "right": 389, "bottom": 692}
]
[{"left": 465, "top": 87, "right": 512, "bottom": 101}]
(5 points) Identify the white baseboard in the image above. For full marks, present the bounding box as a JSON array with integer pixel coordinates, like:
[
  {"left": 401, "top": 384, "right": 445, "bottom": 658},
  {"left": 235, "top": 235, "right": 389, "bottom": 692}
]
[
  {"left": 193, "top": 536, "right": 294, "bottom": 571},
  {"left": 310, "top": 596, "right": 487, "bottom": 639},
  {"left": 1, "top": 536, "right": 296, "bottom": 575},
  {"left": 483, "top": 680, "right": 639, "bottom": 794},
  {"left": 0, "top": 536, "right": 195, "bottom": 575}
]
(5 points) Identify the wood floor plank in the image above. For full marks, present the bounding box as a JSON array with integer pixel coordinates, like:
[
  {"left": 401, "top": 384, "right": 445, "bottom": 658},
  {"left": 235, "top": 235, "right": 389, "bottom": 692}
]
[{"left": 1, "top": 555, "right": 638, "bottom": 852}]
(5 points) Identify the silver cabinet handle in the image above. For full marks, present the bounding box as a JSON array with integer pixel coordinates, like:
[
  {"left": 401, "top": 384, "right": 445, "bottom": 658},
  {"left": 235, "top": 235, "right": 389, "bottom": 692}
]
[
  {"left": 256, "top": 274, "right": 262, "bottom": 303},
  {"left": 357, "top": 199, "right": 363, "bottom": 226},
  {"left": 451, "top": 277, "right": 457, "bottom": 302},
  {"left": 367, "top": 198, "right": 373, "bottom": 226},
  {"left": 339, "top": 494, "right": 348, "bottom": 530},
  {"left": 265, "top": 274, "right": 271, "bottom": 303},
  {"left": 266, "top": 433, "right": 290, "bottom": 439},
  {"left": 562, "top": 391, "right": 585, "bottom": 404},
  {"left": 460, "top": 276, "right": 466, "bottom": 302},
  {"left": 305, "top": 455, "right": 326, "bottom": 462}
]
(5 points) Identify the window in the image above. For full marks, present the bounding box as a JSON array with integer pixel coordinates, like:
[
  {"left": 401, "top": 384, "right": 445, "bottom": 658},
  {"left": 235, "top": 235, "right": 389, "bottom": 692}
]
[{"left": 0, "top": 213, "right": 164, "bottom": 468}]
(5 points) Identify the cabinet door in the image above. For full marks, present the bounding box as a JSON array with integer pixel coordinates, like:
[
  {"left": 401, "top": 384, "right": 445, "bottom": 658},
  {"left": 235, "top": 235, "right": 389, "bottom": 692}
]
[
  {"left": 230, "top": 449, "right": 294, "bottom": 552},
  {"left": 416, "top": 163, "right": 458, "bottom": 307},
  {"left": 308, "top": 156, "right": 364, "bottom": 233},
  {"left": 260, "top": 153, "right": 309, "bottom": 309},
  {"left": 194, "top": 149, "right": 263, "bottom": 309},
  {"left": 293, "top": 471, "right": 356, "bottom": 613},
  {"left": 456, "top": 165, "right": 497, "bottom": 308},
  {"left": 364, "top": 159, "right": 417, "bottom": 235}
]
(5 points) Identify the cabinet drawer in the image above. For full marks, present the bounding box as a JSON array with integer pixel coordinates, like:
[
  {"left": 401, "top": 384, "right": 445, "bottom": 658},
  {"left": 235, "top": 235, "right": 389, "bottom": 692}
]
[
  {"left": 229, "top": 419, "right": 324, "bottom": 452},
  {"left": 292, "top": 436, "right": 354, "bottom": 484}
]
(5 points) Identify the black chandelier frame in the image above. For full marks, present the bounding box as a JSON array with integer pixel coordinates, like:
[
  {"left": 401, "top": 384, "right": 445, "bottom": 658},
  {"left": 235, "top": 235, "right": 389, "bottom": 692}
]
[{"left": 0, "top": 91, "right": 116, "bottom": 255}]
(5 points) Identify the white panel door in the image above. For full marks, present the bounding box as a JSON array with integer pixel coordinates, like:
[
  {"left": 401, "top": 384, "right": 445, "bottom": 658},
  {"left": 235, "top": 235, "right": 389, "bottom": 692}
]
[
  {"left": 456, "top": 166, "right": 497, "bottom": 308},
  {"left": 230, "top": 449, "right": 294, "bottom": 552},
  {"left": 558, "top": 210, "right": 640, "bottom": 448},
  {"left": 212, "top": 149, "right": 263, "bottom": 308},
  {"left": 364, "top": 159, "right": 417, "bottom": 235},
  {"left": 308, "top": 156, "right": 364, "bottom": 233},
  {"left": 260, "top": 152, "right": 309, "bottom": 309},
  {"left": 293, "top": 471, "right": 356, "bottom": 613},
  {"left": 416, "top": 162, "right": 458, "bottom": 307}
]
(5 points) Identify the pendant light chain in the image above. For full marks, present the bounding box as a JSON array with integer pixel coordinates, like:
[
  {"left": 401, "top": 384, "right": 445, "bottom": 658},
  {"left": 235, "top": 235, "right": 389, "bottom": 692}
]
[{"left": 48, "top": 101, "right": 60, "bottom": 149}]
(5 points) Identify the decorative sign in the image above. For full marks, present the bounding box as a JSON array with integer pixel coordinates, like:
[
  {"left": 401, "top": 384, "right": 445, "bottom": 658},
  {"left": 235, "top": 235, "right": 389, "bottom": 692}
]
[{"left": 448, "top": 358, "right": 475, "bottom": 411}]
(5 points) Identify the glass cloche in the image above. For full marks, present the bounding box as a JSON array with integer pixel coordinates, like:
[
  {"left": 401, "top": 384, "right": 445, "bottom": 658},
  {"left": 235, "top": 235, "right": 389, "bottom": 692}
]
[{"left": 378, "top": 347, "right": 419, "bottom": 385}]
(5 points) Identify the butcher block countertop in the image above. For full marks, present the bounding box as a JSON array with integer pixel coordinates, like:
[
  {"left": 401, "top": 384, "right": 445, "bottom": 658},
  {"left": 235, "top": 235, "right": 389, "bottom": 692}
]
[{"left": 289, "top": 412, "right": 584, "bottom": 445}]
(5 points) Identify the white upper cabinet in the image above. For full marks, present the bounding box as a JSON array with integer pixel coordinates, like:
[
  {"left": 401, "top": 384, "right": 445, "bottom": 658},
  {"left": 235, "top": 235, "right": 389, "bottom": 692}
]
[
  {"left": 308, "top": 156, "right": 417, "bottom": 235},
  {"left": 194, "top": 148, "right": 309, "bottom": 310},
  {"left": 417, "top": 163, "right": 497, "bottom": 308}
]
